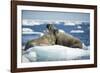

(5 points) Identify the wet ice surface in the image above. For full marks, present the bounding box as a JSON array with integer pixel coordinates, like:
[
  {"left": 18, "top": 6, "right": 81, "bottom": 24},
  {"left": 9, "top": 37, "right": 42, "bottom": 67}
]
[{"left": 22, "top": 45, "right": 90, "bottom": 62}]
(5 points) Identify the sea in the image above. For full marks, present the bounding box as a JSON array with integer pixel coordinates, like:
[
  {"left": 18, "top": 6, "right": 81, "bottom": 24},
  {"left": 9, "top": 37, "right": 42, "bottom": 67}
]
[{"left": 22, "top": 22, "right": 90, "bottom": 47}]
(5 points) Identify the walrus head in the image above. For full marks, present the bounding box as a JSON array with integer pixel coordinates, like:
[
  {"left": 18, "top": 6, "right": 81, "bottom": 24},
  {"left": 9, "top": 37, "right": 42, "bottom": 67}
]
[
  {"left": 46, "top": 24, "right": 55, "bottom": 30},
  {"left": 46, "top": 24, "right": 58, "bottom": 35}
]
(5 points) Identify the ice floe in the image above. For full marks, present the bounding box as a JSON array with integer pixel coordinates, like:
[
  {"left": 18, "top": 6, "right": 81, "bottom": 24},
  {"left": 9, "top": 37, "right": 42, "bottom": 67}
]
[
  {"left": 22, "top": 45, "right": 90, "bottom": 62},
  {"left": 70, "top": 30, "right": 84, "bottom": 33}
]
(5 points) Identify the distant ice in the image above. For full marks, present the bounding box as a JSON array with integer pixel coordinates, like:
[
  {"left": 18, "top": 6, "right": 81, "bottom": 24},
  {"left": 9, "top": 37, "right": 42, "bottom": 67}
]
[
  {"left": 23, "top": 28, "right": 33, "bottom": 32},
  {"left": 70, "top": 30, "right": 84, "bottom": 33},
  {"left": 23, "top": 31, "right": 44, "bottom": 36},
  {"left": 64, "top": 22, "right": 76, "bottom": 26},
  {"left": 22, "top": 19, "right": 89, "bottom": 26},
  {"left": 22, "top": 45, "right": 90, "bottom": 62},
  {"left": 77, "top": 26, "right": 82, "bottom": 29},
  {"left": 22, "top": 20, "right": 43, "bottom": 26},
  {"left": 22, "top": 28, "right": 44, "bottom": 36}
]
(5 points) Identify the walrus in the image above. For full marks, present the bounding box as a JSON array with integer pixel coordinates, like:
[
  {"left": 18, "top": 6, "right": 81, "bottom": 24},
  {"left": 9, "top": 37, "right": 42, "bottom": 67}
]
[
  {"left": 54, "top": 30, "right": 82, "bottom": 48},
  {"left": 24, "top": 30, "right": 56, "bottom": 51},
  {"left": 24, "top": 24, "right": 83, "bottom": 51},
  {"left": 46, "top": 24, "right": 83, "bottom": 49}
]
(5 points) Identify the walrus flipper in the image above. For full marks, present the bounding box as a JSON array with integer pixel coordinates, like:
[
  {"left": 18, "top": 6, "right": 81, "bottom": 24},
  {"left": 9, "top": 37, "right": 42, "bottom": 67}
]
[{"left": 70, "top": 38, "right": 83, "bottom": 49}]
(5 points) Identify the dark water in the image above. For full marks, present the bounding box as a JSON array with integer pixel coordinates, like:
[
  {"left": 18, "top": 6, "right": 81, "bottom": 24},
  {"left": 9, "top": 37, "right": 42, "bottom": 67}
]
[{"left": 22, "top": 22, "right": 90, "bottom": 46}]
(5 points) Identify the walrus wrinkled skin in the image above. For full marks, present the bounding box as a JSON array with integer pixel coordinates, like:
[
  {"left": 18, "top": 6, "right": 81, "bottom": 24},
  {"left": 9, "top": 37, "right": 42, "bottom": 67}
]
[{"left": 24, "top": 24, "right": 83, "bottom": 50}]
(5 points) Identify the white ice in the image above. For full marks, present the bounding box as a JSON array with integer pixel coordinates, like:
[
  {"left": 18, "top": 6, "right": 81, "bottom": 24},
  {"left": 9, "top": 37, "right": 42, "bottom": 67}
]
[
  {"left": 22, "top": 19, "right": 42, "bottom": 26},
  {"left": 70, "top": 30, "right": 84, "bottom": 33},
  {"left": 22, "top": 45, "right": 90, "bottom": 62}
]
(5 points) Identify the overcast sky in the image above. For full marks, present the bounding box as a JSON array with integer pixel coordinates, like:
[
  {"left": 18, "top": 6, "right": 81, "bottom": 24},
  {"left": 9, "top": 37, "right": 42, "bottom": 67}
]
[{"left": 22, "top": 10, "right": 90, "bottom": 22}]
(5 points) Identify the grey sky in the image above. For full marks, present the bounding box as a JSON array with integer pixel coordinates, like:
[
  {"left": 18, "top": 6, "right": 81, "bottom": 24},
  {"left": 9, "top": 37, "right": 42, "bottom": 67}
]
[{"left": 22, "top": 10, "right": 90, "bottom": 22}]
